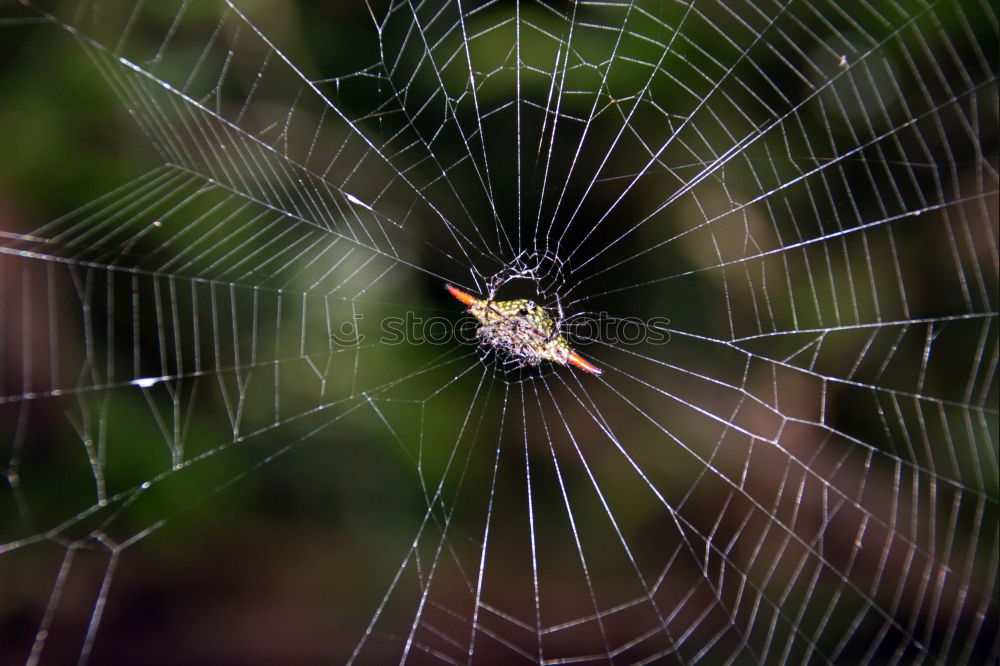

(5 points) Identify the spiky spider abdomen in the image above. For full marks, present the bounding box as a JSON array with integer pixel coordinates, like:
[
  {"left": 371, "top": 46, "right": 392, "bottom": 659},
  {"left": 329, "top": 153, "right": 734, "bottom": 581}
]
[
  {"left": 473, "top": 297, "right": 570, "bottom": 367},
  {"left": 446, "top": 285, "right": 601, "bottom": 374}
]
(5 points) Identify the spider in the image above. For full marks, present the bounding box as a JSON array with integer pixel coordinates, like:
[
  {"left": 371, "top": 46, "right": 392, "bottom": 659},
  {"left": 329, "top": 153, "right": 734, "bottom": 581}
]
[{"left": 446, "top": 284, "right": 602, "bottom": 375}]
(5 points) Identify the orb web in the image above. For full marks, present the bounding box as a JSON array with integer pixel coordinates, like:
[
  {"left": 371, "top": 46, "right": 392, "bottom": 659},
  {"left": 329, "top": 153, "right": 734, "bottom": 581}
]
[{"left": 0, "top": 0, "right": 996, "bottom": 664}]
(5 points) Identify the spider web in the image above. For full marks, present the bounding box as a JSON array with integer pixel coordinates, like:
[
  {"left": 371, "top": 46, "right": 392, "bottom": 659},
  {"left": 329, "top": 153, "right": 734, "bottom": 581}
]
[{"left": 1, "top": 0, "right": 997, "bottom": 663}]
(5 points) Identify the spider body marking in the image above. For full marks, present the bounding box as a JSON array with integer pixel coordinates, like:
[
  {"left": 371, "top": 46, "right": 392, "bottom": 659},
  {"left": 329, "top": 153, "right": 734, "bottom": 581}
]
[{"left": 446, "top": 284, "right": 601, "bottom": 375}]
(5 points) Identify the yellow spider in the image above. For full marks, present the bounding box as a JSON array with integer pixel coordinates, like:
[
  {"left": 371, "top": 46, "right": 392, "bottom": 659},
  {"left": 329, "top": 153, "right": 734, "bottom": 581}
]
[{"left": 446, "top": 284, "right": 601, "bottom": 375}]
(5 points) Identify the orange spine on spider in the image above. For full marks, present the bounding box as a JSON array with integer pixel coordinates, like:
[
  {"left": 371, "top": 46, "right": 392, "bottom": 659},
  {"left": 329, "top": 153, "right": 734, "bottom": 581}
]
[{"left": 446, "top": 284, "right": 602, "bottom": 375}]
